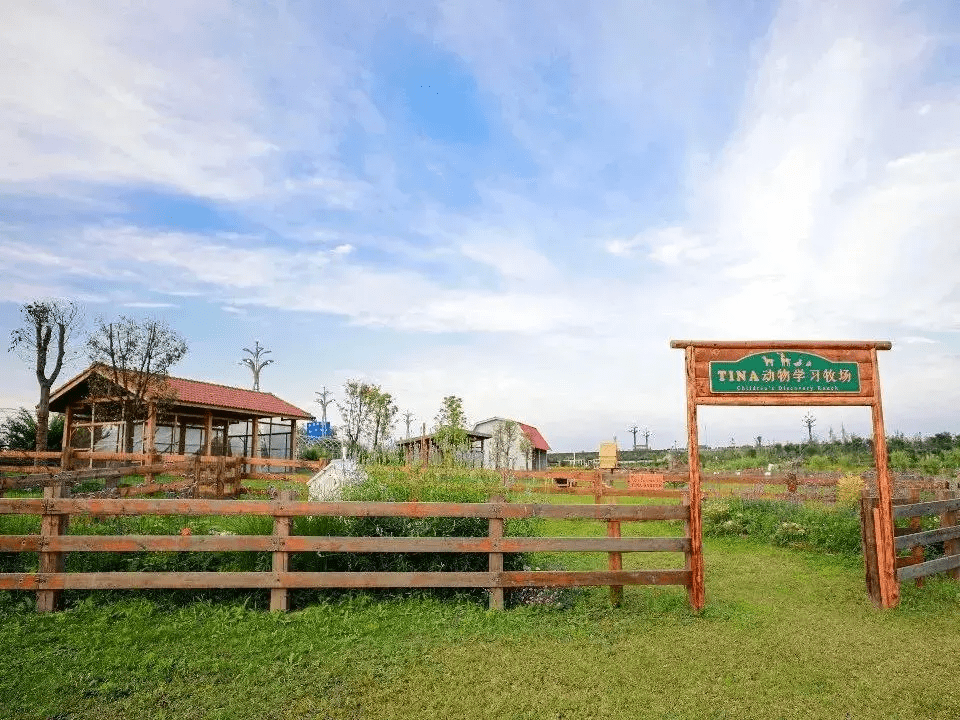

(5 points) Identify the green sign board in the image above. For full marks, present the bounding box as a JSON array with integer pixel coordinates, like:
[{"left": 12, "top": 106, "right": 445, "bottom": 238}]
[{"left": 709, "top": 351, "right": 860, "bottom": 394}]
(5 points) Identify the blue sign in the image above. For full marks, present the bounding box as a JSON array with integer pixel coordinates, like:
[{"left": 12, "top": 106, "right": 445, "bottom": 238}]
[{"left": 306, "top": 421, "right": 332, "bottom": 439}]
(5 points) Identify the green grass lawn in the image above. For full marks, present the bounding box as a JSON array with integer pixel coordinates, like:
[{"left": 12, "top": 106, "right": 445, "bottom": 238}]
[{"left": 2, "top": 533, "right": 960, "bottom": 719}]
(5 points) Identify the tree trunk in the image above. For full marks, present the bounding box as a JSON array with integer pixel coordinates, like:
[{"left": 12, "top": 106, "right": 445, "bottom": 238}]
[{"left": 35, "top": 383, "right": 51, "bottom": 454}]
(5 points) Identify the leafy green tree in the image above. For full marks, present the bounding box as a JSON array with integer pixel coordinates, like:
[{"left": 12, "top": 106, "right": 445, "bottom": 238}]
[
  {"left": 0, "top": 408, "right": 64, "bottom": 451},
  {"left": 9, "top": 300, "right": 83, "bottom": 452},
  {"left": 433, "top": 395, "right": 469, "bottom": 465},
  {"left": 366, "top": 388, "right": 398, "bottom": 458}
]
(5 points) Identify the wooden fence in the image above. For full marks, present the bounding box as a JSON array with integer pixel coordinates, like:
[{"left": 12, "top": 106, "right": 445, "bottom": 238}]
[
  {"left": 0, "top": 450, "right": 328, "bottom": 498},
  {"left": 0, "top": 494, "right": 694, "bottom": 613},
  {"left": 508, "top": 470, "right": 838, "bottom": 503},
  {"left": 860, "top": 490, "right": 960, "bottom": 605}
]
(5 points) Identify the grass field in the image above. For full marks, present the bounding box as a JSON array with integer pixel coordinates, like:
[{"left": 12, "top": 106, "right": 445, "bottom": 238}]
[{"left": 2, "top": 510, "right": 960, "bottom": 719}]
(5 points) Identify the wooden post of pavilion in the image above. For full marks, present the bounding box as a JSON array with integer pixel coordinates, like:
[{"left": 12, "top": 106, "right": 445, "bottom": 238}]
[
  {"left": 203, "top": 411, "right": 213, "bottom": 456},
  {"left": 251, "top": 417, "right": 260, "bottom": 475},
  {"left": 289, "top": 419, "right": 297, "bottom": 461},
  {"left": 145, "top": 402, "right": 158, "bottom": 483},
  {"left": 60, "top": 404, "right": 74, "bottom": 468}
]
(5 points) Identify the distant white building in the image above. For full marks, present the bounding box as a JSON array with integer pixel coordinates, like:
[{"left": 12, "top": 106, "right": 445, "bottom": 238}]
[{"left": 472, "top": 417, "right": 550, "bottom": 470}]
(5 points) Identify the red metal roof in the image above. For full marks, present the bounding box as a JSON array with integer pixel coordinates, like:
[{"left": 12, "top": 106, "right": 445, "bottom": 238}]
[
  {"left": 163, "top": 376, "right": 313, "bottom": 419},
  {"left": 518, "top": 422, "right": 550, "bottom": 451},
  {"left": 48, "top": 364, "right": 312, "bottom": 419}
]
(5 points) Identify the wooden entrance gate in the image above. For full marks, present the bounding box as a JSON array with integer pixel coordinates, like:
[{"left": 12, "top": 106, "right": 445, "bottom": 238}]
[{"left": 671, "top": 340, "right": 898, "bottom": 609}]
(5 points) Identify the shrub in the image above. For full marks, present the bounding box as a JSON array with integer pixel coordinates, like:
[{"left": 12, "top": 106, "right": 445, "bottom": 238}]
[
  {"left": 703, "top": 499, "right": 862, "bottom": 556},
  {"left": 835, "top": 474, "right": 865, "bottom": 508}
]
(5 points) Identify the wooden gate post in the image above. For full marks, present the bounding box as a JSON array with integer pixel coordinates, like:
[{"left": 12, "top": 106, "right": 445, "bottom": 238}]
[
  {"left": 488, "top": 495, "right": 505, "bottom": 610},
  {"left": 271, "top": 490, "right": 296, "bottom": 611},
  {"left": 684, "top": 346, "right": 706, "bottom": 611},
  {"left": 37, "top": 482, "right": 70, "bottom": 613},
  {"left": 859, "top": 494, "right": 882, "bottom": 606},
  {"left": 870, "top": 347, "right": 899, "bottom": 607}
]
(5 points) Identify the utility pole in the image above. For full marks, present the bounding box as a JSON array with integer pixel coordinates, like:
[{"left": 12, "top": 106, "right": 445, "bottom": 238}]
[
  {"left": 240, "top": 341, "right": 273, "bottom": 391},
  {"left": 803, "top": 412, "right": 816, "bottom": 443},
  {"left": 402, "top": 410, "right": 415, "bottom": 439},
  {"left": 627, "top": 425, "right": 639, "bottom": 450},
  {"left": 315, "top": 386, "right": 334, "bottom": 424}
]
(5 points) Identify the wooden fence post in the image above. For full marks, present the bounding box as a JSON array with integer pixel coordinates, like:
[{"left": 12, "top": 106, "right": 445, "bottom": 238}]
[
  {"left": 488, "top": 495, "right": 505, "bottom": 610},
  {"left": 909, "top": 488, "right": 924, "bottom": 588},
  {"left": 939, "top": 489, "right": 959, "bottom": 581},
  {"left": 271, "top": 490, "right": 295, "bottom": 611},
  {"left": 37, "top": 482, "right": 70, "bottom": 613},
  {"left": 607, "top": 492, "right": 623, "bottom": 607}
]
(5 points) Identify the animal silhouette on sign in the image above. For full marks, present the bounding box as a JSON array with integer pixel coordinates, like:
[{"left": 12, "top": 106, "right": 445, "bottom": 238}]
[{"left": 762, "top": 356, "right": 774, "bottom": 367}]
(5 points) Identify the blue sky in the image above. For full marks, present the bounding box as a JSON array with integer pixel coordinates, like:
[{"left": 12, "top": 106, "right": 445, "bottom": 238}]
[{"left": 2, "top": 0, "right": 960, "bottom": 451}]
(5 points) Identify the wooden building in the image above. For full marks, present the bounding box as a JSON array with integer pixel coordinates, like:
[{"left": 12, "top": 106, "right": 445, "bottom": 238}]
[
  {"left": 395, "top": 430, "right": 491, "bottom": 467},
  {"left": 48, "top": 364, "right": 313, "bottom": 461}
]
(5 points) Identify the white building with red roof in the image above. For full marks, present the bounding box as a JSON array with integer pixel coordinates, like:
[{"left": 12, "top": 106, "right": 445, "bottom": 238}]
[{"left": 472, "top": 417, "right": 550, "bottom": 470}]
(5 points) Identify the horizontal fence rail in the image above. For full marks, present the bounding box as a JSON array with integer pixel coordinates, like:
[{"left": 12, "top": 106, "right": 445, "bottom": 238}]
[
  {"left": 0, "top": 495, "right": 693, "bottom": 612},
  {"left": 0, "top": 498, "right": 690, "bottom": 520}
]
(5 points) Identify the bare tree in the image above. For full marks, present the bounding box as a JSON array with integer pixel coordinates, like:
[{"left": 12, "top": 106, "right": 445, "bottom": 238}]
[
  {"left": 9, "top": 300, "right": 83, "bottom": 452},
  {"left": 519, "top": 432, "right": 533, "bottom": 470},
  {"left": 240, "top": 341, "right": 273, "bottom": 391},
  {"left": 627, "top": 424, "right": 639, "bottom": 450},
  {"left": 87, "top": 316, "right": 188, "bottom": 452},
  {"left": 402, "top": 410, "right": 415, "bottom": 439},
  {"left": 802, "top": 412, "right": 816, "bottom": 443},
  {"left": 315, "top": 386, "right": 334, "bottom": 424},
  {"left": 490, "top": 419, "right": 519, "bottom": 470}
]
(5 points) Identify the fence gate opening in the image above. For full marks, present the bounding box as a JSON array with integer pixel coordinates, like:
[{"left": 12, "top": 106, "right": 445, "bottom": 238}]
[{"left": 670, "top": 340, "right": 898, "bottom": 609}]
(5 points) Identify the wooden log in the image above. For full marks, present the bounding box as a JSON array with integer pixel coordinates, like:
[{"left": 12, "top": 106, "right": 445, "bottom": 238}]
[
  {"left": 0, "top": 534, "right": 692, "bottom": 554},
  {"left": 670, "top": 340, "right": 891, "bottom": 351},
  {"left": 684, "top": 346, "right": 705, "bottom": 610},
  {"left": 909, "top": 488, "right": 924, "bottom": 588},
  {"left": 892, "top": 497, "right": 960, "bottom": 519},
  {"left": 874, "top": 506, "right": 896, "bottom": 607},
  {"left": 893, "top": 524, "right": 960, "bottom": 551},
  {"left": 870, "top": 348, "right": 899, "bottom": 608},
  {"left": 0, "top": 450, "right": 62, "bottom": 460},
  {"left": 0, "top": 461, "right": 194, "bottom": 488},
  {"left": 859, "top": 495, "right": 881, "bottom": 606},
  {"left": 523, "top": 486, "right": 685, "bottom": 498},
  {"left": 939, "top": 489, "right": 959, "bottom": 581},
  {"left": 0, "top": 498, "right": 691, "bottom": 521},
  {"left": 895, "top": 555, "right": 925, "bottom": 569},
  {"left": 0, "top": 569, "right": 692, "bottom": 591},
  {"left": 488, "top": 495, "right": 504, "bottom": 610},
  {"left": 896, "top": 554, "right": 960, "bottom": 582},
  {"left": 36, "top": 483, "right": 69, "bottom": 613},
  {"left": 696, "top": 395, "right": 874, "bottom": 407},
  {"left": 271, "top": 490, "right": 295, "bottom": 611},
  {"left": 607, "top": 496, "right": 623, "bottom": 608}
]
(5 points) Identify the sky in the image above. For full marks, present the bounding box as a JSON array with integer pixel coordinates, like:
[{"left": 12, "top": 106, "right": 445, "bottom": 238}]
[{"left": 1, "top": 0, "right": 959, "bottom": 452}]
